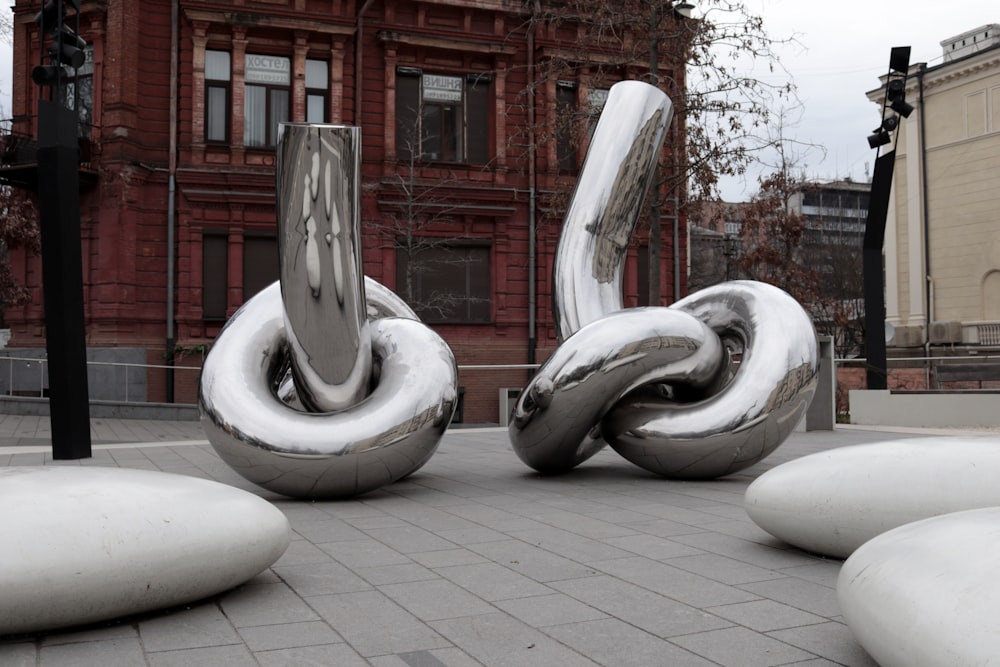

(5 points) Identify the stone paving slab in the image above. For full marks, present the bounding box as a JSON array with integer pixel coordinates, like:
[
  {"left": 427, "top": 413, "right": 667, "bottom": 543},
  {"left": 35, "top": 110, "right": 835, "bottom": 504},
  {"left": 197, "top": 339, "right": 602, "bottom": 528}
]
[{"left": 0, "top": 416, "right": 977, "bottom": 665}]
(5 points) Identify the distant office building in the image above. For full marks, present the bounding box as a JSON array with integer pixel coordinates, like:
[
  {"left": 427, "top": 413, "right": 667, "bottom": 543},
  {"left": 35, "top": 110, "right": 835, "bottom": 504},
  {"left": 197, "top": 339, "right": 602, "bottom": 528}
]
[{"left": 690, "top": 179, "right": 868, "bottom": 357}]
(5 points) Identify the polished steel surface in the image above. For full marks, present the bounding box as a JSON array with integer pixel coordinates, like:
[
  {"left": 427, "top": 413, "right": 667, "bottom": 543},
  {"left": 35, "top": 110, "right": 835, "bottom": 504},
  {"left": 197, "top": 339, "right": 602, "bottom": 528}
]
[
  {"left": 364, "top": 275, "right": 419, "bottom": 321},
  {"left": 509, "top": 81, "right": 819, "bottom": 478},
  {"left": 553, "top": 80, "right": 673, "bottom": 343},
  {"left": 199, "top": 283, "right": 458, "bottom": 499},
  {"left": 604, "top": 281, "right": 819, "bottom": 478},
  {"left": 199, "top": 124, "right": 458, "bottom": 498},
  {"left": 274, "top": 276, "right": 418, "bottom": 411},
  {"left": 276, "top": 124, "right": 369, "bottom": 413},
  {"left": 510, "top": 308, "right": 726, "bottom": 473}
]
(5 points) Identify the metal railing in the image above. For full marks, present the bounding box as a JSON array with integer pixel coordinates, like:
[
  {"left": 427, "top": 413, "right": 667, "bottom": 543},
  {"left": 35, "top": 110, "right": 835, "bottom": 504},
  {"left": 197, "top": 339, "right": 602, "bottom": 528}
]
[
  {"left": 0, "top": 355, "right": 201, "bottom": 403},
  {"left": 834, "top": 354, "right": 1000, "bottom": 383},
  {"left": 3, "top": 353, "right": 997, "bottom": 407}
]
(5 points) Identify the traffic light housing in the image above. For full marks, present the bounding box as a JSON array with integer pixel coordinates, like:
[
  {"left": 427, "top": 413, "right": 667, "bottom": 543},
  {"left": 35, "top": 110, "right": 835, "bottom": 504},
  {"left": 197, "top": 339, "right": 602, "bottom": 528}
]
[{"left": 32, "top": 0, "right": 86, "bottom": 89}]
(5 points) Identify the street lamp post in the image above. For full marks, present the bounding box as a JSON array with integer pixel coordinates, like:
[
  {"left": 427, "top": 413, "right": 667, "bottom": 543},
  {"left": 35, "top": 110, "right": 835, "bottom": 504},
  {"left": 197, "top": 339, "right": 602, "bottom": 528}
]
[{"left": 863, "top": 46, "right": 912, "bottom": 391}]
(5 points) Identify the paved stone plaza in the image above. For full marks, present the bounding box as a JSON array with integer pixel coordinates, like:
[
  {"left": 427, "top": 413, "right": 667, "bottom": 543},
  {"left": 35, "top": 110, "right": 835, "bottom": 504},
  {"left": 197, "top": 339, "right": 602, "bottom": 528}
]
[{"left": 0, "top": 414, "right": 981, "bottom": 666}]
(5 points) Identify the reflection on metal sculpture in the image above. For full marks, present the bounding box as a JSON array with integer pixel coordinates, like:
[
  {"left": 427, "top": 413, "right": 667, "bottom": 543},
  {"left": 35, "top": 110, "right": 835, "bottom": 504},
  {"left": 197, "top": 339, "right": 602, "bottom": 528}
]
[
  {"left": 199, "top": 125, "right": 458, "bottom": 499},
  {"left": 509, "top": 81, "right": 819, "bottom": 478}
]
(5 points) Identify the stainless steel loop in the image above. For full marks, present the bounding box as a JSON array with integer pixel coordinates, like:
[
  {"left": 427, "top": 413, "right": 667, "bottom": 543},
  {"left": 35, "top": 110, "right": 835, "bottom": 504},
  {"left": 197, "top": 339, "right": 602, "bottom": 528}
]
[
  {"left": 509, "top": 81, "right": 819, "bottom": 478},
  {"left": 199, "top": 124, "right": 458, "bottom": 498},
  {"left": 603, "top": 281, "right": 820, "bottom": 478},
  {"left": 554, "top": 81, "right": 675, "bottom": 342},
  {"left": 276, "top": 124, "right": 369, "bottom": 413}
]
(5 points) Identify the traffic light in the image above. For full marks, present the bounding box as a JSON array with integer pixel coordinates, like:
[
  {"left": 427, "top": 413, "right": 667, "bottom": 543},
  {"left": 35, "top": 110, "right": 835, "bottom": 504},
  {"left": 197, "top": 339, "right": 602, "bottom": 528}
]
[{"left": 32, "top": 0, "right": 87, "bottom": 88}]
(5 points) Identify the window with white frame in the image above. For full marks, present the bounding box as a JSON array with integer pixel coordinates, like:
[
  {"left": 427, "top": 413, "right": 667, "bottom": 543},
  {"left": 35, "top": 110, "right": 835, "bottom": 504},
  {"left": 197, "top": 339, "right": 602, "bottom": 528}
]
[
  {"left": 305, "top": 59, "right": 328, "bottom": 124},
  {"left": 205, "top": 50, "right": 231, "bottom": 143},
  {"left": 244, "top": 54, "right": 290, "bottom": 148}
]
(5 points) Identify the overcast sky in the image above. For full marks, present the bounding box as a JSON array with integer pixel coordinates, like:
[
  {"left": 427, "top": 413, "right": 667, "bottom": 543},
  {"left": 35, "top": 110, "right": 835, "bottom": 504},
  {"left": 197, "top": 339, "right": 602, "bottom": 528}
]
[{"left": 718, "top": 0, "right": 999, "bottom": 201}]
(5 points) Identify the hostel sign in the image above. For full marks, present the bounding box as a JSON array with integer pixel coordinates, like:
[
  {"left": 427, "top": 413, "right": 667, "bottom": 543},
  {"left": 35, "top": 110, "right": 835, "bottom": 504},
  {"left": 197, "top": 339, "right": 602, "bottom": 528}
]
[{"left": 246, "top": 55, "right": 291, "bottom": 85}]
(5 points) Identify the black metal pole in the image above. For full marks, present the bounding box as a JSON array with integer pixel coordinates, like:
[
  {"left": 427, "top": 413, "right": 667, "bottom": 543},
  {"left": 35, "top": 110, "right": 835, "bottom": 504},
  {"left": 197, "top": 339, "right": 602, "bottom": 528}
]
[
  {"left": 37, "top": 99, "right": 92, "bottom": 459},
  {"left": 862, "top": 150, "right": 896, "bottom": 391}
]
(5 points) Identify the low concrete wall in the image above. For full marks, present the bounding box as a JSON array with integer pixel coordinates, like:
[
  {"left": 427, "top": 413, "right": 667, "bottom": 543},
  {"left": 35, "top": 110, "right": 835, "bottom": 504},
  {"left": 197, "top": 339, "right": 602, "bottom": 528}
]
[
  {"left": 0, "top": 396, "right": 199, "bottom": 421},
  {"left": 0, "top": 348, "right": 149, "bottom": 402},
  {"left": 849, "top": 389, "right": 1000, "bottom": 428}
]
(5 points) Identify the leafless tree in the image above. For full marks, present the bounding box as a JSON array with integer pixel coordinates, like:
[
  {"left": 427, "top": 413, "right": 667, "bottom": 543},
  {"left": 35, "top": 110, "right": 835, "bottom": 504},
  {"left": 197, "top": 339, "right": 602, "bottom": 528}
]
[
  {"left": 0, "top": 186, "right": 40, "bottom": 327},
  {"left": 365, "top": 117, "right": 488, "bottom": 321},
  {"left": 735, "top": 136, "right": 865, "bottom": 359},
  {"left": 512, "top": 0, "right": 799, "bottom": 304}
]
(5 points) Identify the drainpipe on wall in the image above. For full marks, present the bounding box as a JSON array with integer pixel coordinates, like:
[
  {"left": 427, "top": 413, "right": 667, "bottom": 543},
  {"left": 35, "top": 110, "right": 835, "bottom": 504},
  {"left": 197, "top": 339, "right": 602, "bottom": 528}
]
[
  {"left": 165, "top": 0, "right": 179, "bottom": 402},
  {"left": 354, "top": 0, "right": 375, "bottom": 125},
  {"left": 673, "top": 193, "right": 680, "bottom": 301},
  {"left": 527, "top": 2, "right": 539, "bottom": 366},
  {"left": 918, "top": 64, "right": 932, "bottom": 385}
]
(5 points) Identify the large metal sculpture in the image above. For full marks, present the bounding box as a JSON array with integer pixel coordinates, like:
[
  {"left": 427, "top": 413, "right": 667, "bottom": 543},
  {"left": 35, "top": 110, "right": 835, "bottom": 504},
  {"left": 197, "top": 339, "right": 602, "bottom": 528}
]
[
  {"left": 509, "top": 81, "right": 819, "bottom": 478},
  {"left": 199, "top": 125, "right": 458, "bottom": 499}
]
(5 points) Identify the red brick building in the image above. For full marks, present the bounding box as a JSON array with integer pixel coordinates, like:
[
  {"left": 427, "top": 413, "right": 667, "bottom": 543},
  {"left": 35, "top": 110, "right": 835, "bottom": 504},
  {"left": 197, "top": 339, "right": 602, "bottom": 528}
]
[{"left": 4, "top": 0, "right": 689, "bottom": 423}]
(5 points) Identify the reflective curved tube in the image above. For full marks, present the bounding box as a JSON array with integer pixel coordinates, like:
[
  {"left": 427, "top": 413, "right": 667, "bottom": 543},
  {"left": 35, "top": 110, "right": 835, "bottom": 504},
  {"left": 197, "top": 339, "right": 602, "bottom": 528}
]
[
  {"left": 277, "top": 124, "right": 369, "bottom": 413},
  {"left": 602, "top": 281, "right": 819, "bottom": 478},
  {"left": 509, "top": 80, "right": 819, "bottom": 478},
  {"left": 364, "top": 276, "right": 419, "bottom": 321},
  {"left": 509, "top": 308, "right": 726, "bottom": 473},
  {"left": 199, "top": 282, "right": 458, "bottom": 499},
  {"left": 274, "top": 276, "right": 418, "bottom": 411},
  {"left": 200, "top": 124, "right": 458, "bottom": 498},
  {"left": 553, "top": 81, "right": 674, "bottom": 342}
]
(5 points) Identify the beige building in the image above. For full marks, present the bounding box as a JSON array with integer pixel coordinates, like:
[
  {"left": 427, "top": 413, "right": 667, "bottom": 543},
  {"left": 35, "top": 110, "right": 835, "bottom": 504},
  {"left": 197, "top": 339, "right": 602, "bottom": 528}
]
[{"left": 874, "top": 25, "right": 1000, "bottom": 351}]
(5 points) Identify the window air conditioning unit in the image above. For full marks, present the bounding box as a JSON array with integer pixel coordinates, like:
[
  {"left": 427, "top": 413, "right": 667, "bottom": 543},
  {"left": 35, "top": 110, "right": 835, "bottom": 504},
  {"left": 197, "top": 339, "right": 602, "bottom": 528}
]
[
  {"left": 888, "top": 325, "right": 924, "bottom": 348},
  {"left": 498, "top": 387, "right": 521, "bottom": 424},
  {"left": 929, "top": 320, "right": 963, "bottom": 344}
]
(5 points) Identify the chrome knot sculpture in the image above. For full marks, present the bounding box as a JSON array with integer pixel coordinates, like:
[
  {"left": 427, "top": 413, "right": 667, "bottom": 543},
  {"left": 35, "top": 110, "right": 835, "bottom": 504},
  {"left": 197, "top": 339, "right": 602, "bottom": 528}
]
[
  {"left": 199, "top": 125, "right": 458, "bottom": 499},
  {"left": 509, "top": 81, "right": 819, "bottom": 478}
]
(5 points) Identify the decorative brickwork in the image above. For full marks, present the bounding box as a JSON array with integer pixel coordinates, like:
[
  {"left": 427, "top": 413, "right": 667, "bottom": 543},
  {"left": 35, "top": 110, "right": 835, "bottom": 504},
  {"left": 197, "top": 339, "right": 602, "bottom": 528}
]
[{"left": 8, "top": 0, "right": 689, "bottom": 423}]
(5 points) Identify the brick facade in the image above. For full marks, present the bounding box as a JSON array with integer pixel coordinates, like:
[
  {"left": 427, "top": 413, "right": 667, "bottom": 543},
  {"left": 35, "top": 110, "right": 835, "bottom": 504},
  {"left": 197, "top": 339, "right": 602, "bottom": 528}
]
[{"left": 8, "top": 0, "right": 689, "bottom": 423}]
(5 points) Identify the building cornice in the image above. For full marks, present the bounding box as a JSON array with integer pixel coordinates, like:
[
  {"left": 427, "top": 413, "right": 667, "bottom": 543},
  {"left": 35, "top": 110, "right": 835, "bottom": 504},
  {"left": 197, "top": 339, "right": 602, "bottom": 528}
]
[
  {"left": 377, "top": 30, "right": 517, "bottom": 56},
  {"left": 537, "top": 45, "right": 632, "bottom": 68},
  {"left": 183, "top": 9, "right": 354, "bottom": 37},
  {"left": 866, "top": 48, "right": 1000, "bottom": 103},
  {"left": 407, "top": 0, "right": 525, "bottom": 11},
  {"left": 922, "top": 51, "right": 1000, "bottom": 93}
]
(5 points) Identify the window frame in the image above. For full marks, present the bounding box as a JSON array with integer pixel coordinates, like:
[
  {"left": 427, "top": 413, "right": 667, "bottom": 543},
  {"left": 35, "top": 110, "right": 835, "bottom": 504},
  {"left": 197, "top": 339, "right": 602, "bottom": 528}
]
[
  {"left": 305, "top": 58, "right": 328, "bottom": 124},
  {"left": 395, "top": 67, "right": 491, "bottom": 165},
  {"left": 395, "top": 240, "right": 492, "bottom": 324},
  {"left": 555, "top": 80, "right": 578, "bottom": 172},
  {"left": 586, "top": 86, "right": 610, "bottom": 139},
  {"left": 242, "top": 232, "right": 279, "bottom": 301},
  {"left": 244, "top": 53, "right": 291, "bottom": 149},
  {"left": 205, "top": 50, "right": 231, "bottom": 144},
  {"left": 64, "top": 45, "right": 95, "bottom": 139},
  {"left": 202, "top": 231, "right": 229, "bottom": 321}
]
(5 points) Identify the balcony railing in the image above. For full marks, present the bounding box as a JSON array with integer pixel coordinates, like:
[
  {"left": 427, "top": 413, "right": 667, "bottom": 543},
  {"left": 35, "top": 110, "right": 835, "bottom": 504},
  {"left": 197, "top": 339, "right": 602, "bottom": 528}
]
[{"left": 0, "top": 117, "right": 96, "bottom": 191}]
